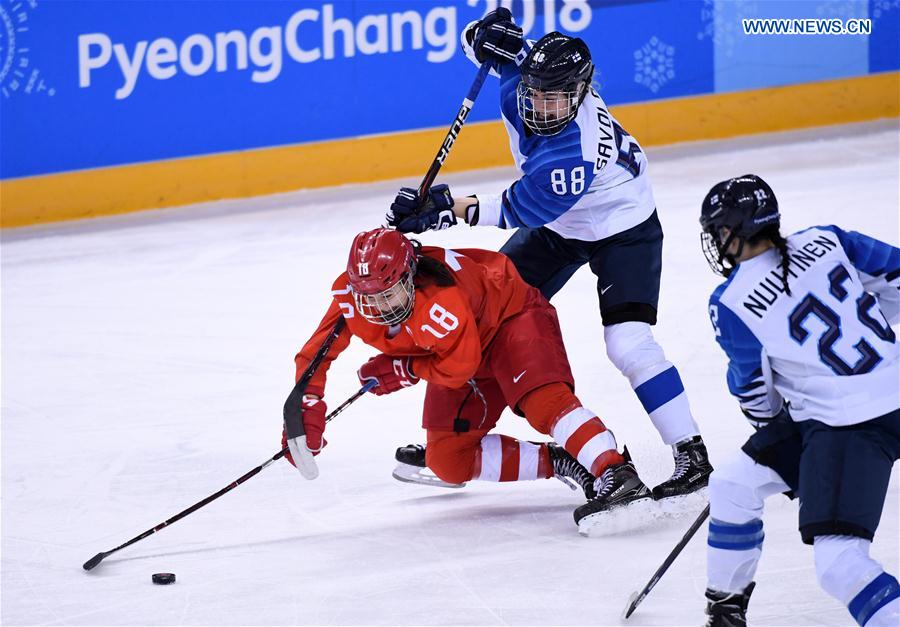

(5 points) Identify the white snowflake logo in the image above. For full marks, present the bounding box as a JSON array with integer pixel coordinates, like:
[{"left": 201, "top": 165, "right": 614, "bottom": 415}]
[
  {"left": 816, "top": 1, "right": 862, "bottom": 19},
  {"left": 633, "top": 36, "right": 675, "bottom": 94},
  {"left": 697, "top": 0, "right": 759, "bottom": 59},
  {"left": 873, "top": 0, "right": 900, "bottom": 18}
]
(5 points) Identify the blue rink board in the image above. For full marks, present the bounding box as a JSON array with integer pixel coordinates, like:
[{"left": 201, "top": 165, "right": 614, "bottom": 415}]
[{"left": 1, "top": 0, "right": 896, "bottom": 180}]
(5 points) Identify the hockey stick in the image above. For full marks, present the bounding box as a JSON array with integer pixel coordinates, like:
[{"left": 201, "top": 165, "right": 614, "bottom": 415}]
[
  {"left": 284, "top": 317, "right": 346, "bottom": 442},
  {"left": 416, "top": 61, "right": 491, "bottom": 204},
  {"left": 82, "top": 379, "right": 376, "bottom": 572},
  {"left": 622, "top": 503, "right": 711, "bottom": 620}
]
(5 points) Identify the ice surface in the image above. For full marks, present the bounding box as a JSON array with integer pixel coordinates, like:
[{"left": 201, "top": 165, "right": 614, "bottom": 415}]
[{"left": 2, "top": 121, "right": 898, "bottom": 626}]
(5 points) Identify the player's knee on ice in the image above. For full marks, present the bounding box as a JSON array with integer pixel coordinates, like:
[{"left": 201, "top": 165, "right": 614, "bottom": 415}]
[{"left": 425, "top": 431, "right": 485, "bottom": 485}]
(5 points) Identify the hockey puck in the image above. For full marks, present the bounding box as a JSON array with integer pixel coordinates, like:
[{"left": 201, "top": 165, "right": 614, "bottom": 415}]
[{"left": 151, "top": 573, "right": 176, "bottom": 585}]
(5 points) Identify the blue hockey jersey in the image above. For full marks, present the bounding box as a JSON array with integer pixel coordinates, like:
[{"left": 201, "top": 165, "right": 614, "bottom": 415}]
[
  {"left": 709, "top": 225, "right": 900, "bottom": 428},
  {"left": 462, "top": 29, "right": 656, "bottom": 241}
]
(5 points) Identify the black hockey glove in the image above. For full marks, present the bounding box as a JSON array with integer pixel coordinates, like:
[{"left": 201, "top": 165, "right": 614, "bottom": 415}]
[
  {"left": 387, "top": 184, "right": 457, "bottom": 234},
  {"left": 742, "top": 404, "right": 791, "bottom": 431},
  {"left": 467, "top": 8, "right": 523, "bottom": 64}
]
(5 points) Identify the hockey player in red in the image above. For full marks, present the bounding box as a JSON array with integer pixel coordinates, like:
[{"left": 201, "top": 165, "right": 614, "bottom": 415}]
[{"left": 284, "top": 228, "right": 653, "bottom": 528}]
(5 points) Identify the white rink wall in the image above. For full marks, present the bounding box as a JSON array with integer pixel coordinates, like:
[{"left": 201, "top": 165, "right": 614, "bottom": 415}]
[{"left": 2, "top": 121, "right": 898, "bottom": 626}]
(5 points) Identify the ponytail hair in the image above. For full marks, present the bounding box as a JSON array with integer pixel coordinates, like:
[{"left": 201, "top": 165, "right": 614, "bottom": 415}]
[
  {"left": 409, "top": 239, "right": 456, "bottom": 288},
  {"left": 748, "top": 225, "right": 792, "bottom": 296},
  {"left": 771, "top": 230, "right": 792, "bottom": 297}
]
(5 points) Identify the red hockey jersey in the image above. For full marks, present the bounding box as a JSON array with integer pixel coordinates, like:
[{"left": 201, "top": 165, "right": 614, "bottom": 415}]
[{"left": 295, "top": 247, "right": 532, "bottom": 393}]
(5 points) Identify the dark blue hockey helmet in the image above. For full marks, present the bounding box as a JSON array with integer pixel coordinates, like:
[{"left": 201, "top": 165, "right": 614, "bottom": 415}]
[
  {"left": 517, "top": 32, "right": 593, "bottom": 136},
  {"left": 700, "top": 174, "right": 780, "bottom": 276}
]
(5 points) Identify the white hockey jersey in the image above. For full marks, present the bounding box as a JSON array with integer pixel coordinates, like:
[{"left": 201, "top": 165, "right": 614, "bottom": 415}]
[
  {"left": 709, "top": 225, "right": 900, "bottom": 428},
  {"left": 461, "top": 29, "right": 656, "bottom": 241}
]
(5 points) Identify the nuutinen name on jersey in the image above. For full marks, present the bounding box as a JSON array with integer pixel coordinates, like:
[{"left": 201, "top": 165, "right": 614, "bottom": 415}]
[{"left": 742, "top": 234, "right": 838, "bottom": 319}]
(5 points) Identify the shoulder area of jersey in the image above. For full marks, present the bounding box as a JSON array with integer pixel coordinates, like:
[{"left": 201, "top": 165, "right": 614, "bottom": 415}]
[
  {"left": 414, "top": 245, "right": 474, "bottom": 273},
  {"left": 411, "top": 275, "right": 467, "bottom": 316},
  {"left": 789, "top": 224, "right": 840, "bottom": 240},
  {"left": 418, "top": 244, "right": 446, "bottom": 260},
  {"left": 329, "top": 272, "right": 355, "bottom": 298},
  {"left": 710, "top": 264, "right": 745, "bottom": 300}
]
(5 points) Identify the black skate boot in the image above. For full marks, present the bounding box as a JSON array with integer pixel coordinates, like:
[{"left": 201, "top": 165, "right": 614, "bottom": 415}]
[
  {"left": 651, "top": 435, "right": 713, "bottom": 500},
  {"left": 395, "top": 443, "right": 426, "bottom": 468},
  {"left": 392, "top": 444, "right": 464, "bottom": 489},
  {"left": 573, "top": 449, "right": 652, "bottom": 526},
  {"left": 547, "top": 443, "right": 596, "bottom": 500},
  {"left": 704, "top": 582, "right": 755, "bottom": 627}
]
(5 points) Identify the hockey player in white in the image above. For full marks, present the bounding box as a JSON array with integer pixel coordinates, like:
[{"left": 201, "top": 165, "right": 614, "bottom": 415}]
[
  {"left": 699, "top": 174, "right": 900, "bottom": 626},
  {"left": 386, "top": 8, "right": 711, "bottom": 509}
]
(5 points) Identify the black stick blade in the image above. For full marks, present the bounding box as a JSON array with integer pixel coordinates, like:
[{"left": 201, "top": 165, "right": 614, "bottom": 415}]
[
  {"left": 83, "top": 552, "right": 107, "bottom": 571},
  {"left": 622, "top": 591, "right": 641, "bottom": 620}
]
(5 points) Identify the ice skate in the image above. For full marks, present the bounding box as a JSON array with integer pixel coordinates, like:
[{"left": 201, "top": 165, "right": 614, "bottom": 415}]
[
  {"left": 547, "top": 442, "right": 596, "bottom": 499},
  {"left": 652, "top": 435, "right": 713, "bottom": 501},
  {"left": 392, "top": 444, "right": 465, "bottom": 489},
  {"left": 704, "top": 583, "right": 755, "bottom": 627},
  {"left": 574, "top": 449, "right": 655, "bottom": 535}
]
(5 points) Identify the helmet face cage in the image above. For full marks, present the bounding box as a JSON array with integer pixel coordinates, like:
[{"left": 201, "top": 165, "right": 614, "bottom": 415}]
[
  {"left": 516, "top": 81, "right": 585, "bottom": 136},
  {"left": 353, "top": 271, "right": 415, "bottom": 326},
  {"left": 701, "top": 228, "right": 736, "bottom": 277},
  {"left": 699, "top": 175, "right": 778, "bottom": 277}
]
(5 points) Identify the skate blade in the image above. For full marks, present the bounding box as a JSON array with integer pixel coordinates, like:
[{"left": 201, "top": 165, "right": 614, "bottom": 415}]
[
  {"left": 655, "top": 487, "right": 709, "bottom": 518},
  {"left": 392, "top": 463, "right": 465, "bottom": 489},
  {"left": 578, "top": 496, "right": 661, "bottom": 537}
]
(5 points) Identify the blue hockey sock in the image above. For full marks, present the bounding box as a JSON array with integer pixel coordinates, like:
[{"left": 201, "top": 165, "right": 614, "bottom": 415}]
[
  {"left": 633, "top": 365, "right": 699, "bottom": 445},
  {"left": 849, "top": 572, "right": 900, "bottom": 626}
]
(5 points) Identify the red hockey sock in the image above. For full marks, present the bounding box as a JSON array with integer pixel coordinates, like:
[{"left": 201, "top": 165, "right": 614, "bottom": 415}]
[{"left": 520, "top": 383, "right": 624, "bottom": 476}]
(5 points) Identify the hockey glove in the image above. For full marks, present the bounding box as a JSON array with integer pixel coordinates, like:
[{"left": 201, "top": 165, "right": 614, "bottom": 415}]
[
  {"left": 358, "top": 354, "right": 419, "bottom": 396},
  {"left": 468, "top": 8, "right": 523, "bottom": 64},
  {"left": 387, "top": 184, "right": 457, "bottom": 234},
  {"left": 742, "top": 404, "right": 791, "bottom": 431},
  {"left": 283, "top": 395, "right": 328, "bottom": 480}
]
